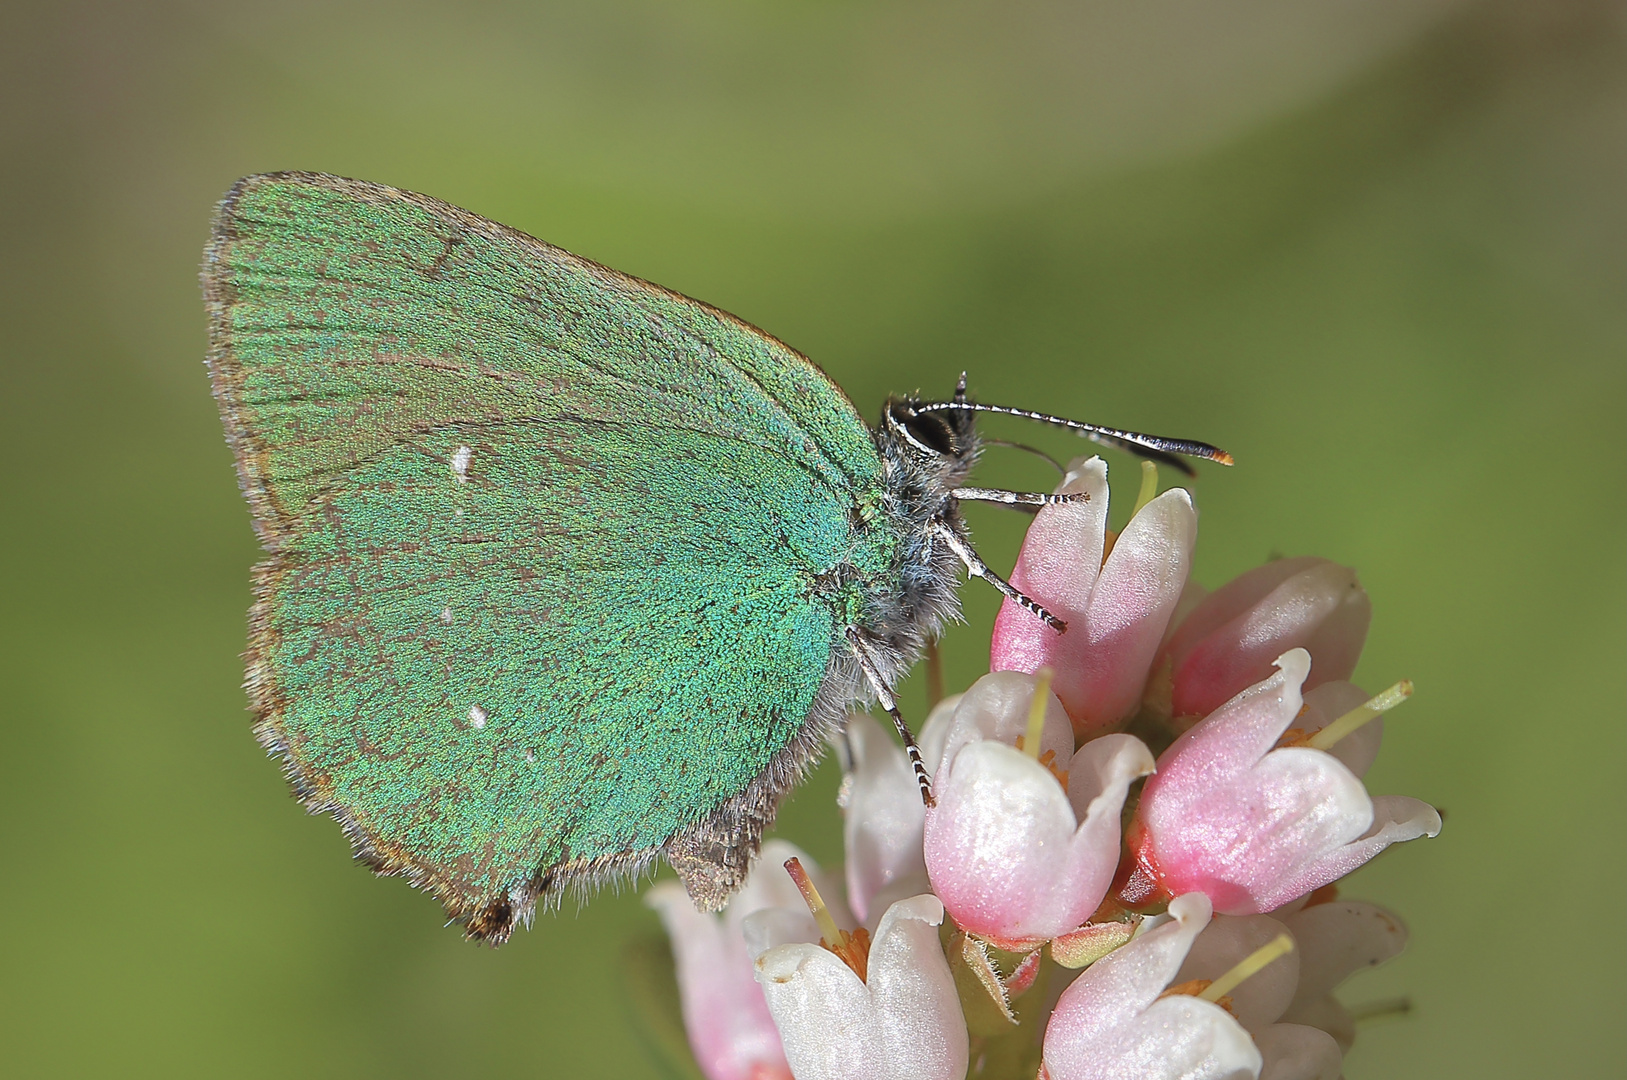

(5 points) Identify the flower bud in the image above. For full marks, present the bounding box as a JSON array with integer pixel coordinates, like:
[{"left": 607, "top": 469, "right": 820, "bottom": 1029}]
[
  {"left": 991, "top": 456, "right": 1196, "bottom": 740},
  {"left": 1160, "top": 557, "right": 1370, "bottom": 720},
  {"left": 1041, "top": 893, "right": 1262, "bottom": 1080}
]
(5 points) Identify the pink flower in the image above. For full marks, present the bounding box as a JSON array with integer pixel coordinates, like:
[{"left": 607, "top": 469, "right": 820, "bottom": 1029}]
[
  {"left": 1040, "top": 892, "right": 1262, "bottom": 1080},
  {"left": 1173, "top": 913, "right": 1343, "bottom": 1080},
  {"left": 750, "top": 893, "right": 967, "bottom": 1080},
  {"left": 923, "top": 671, "right": 1154, "bottom": 949},
  {"left": 1124, "top": 649, "right": 1440, "bottom": 915},
  {"left": 648, "top": 842, "right": 831, "bottom": 1080},
  {"left": 1158, "top": 557, "right": 1371, "bottom": 721},
  {"left": 991, "top": 456, "right": 1197, "bottom": 740}
]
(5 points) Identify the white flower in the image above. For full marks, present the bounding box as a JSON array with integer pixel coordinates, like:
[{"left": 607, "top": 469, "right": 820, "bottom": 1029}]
[
  {"left": 923, "top": 671, "right": 1153, "bottom": 948},
  {"left": 750, "top": 893, "right": 968, "bottom": 1080},
  {"left": 840, "top": 712, "right": 929, "bottom": 924},
  {"left": 1040, "top": 893, "right": 1263, "bottom": 1080}
]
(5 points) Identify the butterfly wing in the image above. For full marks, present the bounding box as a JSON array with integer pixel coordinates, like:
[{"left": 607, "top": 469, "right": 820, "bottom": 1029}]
[{"left": 203, "top": 174, "right": 890, "bottom": 939}]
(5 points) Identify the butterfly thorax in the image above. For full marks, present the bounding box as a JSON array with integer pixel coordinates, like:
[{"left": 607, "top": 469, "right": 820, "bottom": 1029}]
[{"left": 852, "top": 396, "right": 981, "bottom": 684}]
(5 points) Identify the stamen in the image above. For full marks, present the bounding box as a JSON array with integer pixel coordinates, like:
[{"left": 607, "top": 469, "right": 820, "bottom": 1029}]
[
  {"left": 1309, "top": 680, "right": 1413, "bottom": 751},
  {"left": 1023, "top": 668, "right": 1054, "bottom": 761},
  {"left": 1349, "top": 996, "right": 1413, "bottom": 1024},
  {"left": 1132, "top": 460, "right": 1158, "bottom": 517},
  {"left": 785, "top": 858, "right": 870, "bottom": 981},
  {"left": 1198, "top": 934, "right": 1294, "bottom": 1003}
]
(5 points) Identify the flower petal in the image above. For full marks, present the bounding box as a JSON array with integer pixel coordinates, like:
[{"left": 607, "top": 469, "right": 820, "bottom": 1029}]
[
  {"left": 936, "top": 671, "right": 1074, "bottom": 784},
  {"left": 755, "top": 895, "right": 966, "bottom": 1080},
  {"left": 1282, "top": 900, "right": 1408, "bottom": 1004},
  {"left": 917, "top": 693, "right": 963, "bottom": 775},
  {"left": 648, "top": 882, "right": 790, "bottom": 1080},
  {"left": 1278, "top": 797, "right": 1441, "bottom": 902},
  {"left": 1254, "top": 1023, "right": 1342, "bottom": 1080},
  {"left": 1167, "top": 559, "right": 1370, "bottom": 719},
  {"left": 1044, "top": 894, "right": 1262, "bottom": 1080},
  {"left": 924, "top": 740, "right": 1088, "bottom": 944},
  {"left": 1145, "top": 649, "right": 1312, "bottom": 818},
  {"left": 992, "top": 456, "right": 1109, "bottom": 678},
  {"left": 842, "top": 713, "right": 928, "bottom": 923},
  {"left": 1048, "top": 892, "right": 1213, "bottom": 1039}
]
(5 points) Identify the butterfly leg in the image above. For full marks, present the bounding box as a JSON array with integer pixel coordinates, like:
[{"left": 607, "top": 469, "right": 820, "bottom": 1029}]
[
  {"left": 950, "top": 486, "right": 1085, "bottom": 513},
  {"left": 845, "top": 627, "right": 936, "bottom": 807},
  {"left": 931, "top": 520, "right": 1067, "bottom": 633}
]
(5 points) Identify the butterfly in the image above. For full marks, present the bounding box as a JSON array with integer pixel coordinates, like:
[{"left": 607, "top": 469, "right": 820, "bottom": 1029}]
[{"left": 202, "top": 173, "right": 1228, "bottom": 942}]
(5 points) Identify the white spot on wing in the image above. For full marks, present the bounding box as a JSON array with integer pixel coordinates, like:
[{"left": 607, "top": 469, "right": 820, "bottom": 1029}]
[
  {"left": 440, "top": 606, "right": 453, "bottom": 624},
  {"left": 468, "top": 704, "right": 488, "bottom": 729},
  {"left": 450, "top": 445, "right": 473, "bottom": 483}
]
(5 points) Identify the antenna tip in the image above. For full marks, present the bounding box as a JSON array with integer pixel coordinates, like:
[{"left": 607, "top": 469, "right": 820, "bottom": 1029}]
[{"left": 1213, "top": 450, "right": 1236, "bottom": 466}]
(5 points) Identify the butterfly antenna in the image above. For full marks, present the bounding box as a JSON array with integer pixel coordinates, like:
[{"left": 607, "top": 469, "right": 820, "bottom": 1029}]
[
  {"left": 982, "top": 439, "right": 1066, "bottom": 477},
  {"left": 916, "top": 400, "right": 1233, "bottom": 476}
]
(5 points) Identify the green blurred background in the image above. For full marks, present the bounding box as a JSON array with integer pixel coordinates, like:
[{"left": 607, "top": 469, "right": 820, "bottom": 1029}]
[{"left": 2, "top": 1, "right": 1621, "bottom": 1076}]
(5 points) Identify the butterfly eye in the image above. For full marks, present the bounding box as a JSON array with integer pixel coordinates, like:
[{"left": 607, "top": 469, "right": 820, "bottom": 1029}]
[{"left": 890, "top": 403, "right": 959, "bottom": 457}]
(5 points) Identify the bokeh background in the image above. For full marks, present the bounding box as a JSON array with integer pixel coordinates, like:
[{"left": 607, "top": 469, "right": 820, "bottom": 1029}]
[{"left": 2, "top": 1, "right": 1621, "bottom": 1076}]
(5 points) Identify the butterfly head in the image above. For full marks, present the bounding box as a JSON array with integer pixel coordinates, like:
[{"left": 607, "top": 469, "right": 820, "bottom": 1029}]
[{"left": 878, "top": 375, "right": 981, "bottom": 496}]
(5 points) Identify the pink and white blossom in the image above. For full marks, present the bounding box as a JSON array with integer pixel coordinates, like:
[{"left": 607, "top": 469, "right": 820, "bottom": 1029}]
[
  {"left": 1158, "top": 557, "right": 1371, "bottom": 721},
  {"left": 923, "top": 671, "right": 1154, "bottom": 948},
  {"left": 647, "top": 452, "right": 1440, "bottom": 1080},
  {"left": 750, "top": 894, "right": 968, "bottom": 1080},
  {"left": 1040, "top": 892, "right": 1262, "bottom": 1080},
  {"left": 990, "top": 456, "right": 1197, "bottom": 740},
  {"left": 1127, "top": 649, "right": 1440, "bottom": 915},
  {"left": 649, "top": 840, "right": 838, "bottom": 1080},
  {"left": 1172, "top": 913, "right": 1343, "bottom": 1080}
]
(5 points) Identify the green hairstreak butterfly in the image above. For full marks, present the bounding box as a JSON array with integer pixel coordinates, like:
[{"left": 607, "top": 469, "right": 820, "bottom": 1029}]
[{"left": 202, "top": 173, "right": 1228, "bottom": 942}]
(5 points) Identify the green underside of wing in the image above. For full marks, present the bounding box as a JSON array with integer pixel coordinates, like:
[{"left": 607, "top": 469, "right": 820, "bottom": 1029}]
[
  {"left": 270, "top": 422, "right": 856, "bottom": 905},
  {"left": 215, "top": 176, "right": 882, "bottom": 530},
  {"left": 209, "top": 174, "right": 899, "bottom": 909}
]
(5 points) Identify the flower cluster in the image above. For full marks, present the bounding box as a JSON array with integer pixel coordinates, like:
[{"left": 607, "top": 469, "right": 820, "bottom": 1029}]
[{"left": 650, "top": 456, "right": 1439, "bottom": 1080}]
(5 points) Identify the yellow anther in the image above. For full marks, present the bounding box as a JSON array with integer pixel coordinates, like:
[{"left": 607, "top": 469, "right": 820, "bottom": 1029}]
[
  {"left": 1132, "top": 460, "right": 1159, "bottom": 517},
  {"left": 1309, "top": 680, "right": 1414, "bottom": 751},
  {"left": 1024, "top": 668, "right": 1054, "bottom": 761},
  {"left": 785, "top": 858, "right": 869, "bottom": 981},
  {"left": 1198, "top": 934, "right": 1294, "bottom": 1003}
]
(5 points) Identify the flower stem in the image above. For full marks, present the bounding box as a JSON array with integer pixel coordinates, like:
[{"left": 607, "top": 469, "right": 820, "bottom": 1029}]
[{"left": 925, "top": 637, "right": 945, "bottom": 708}]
